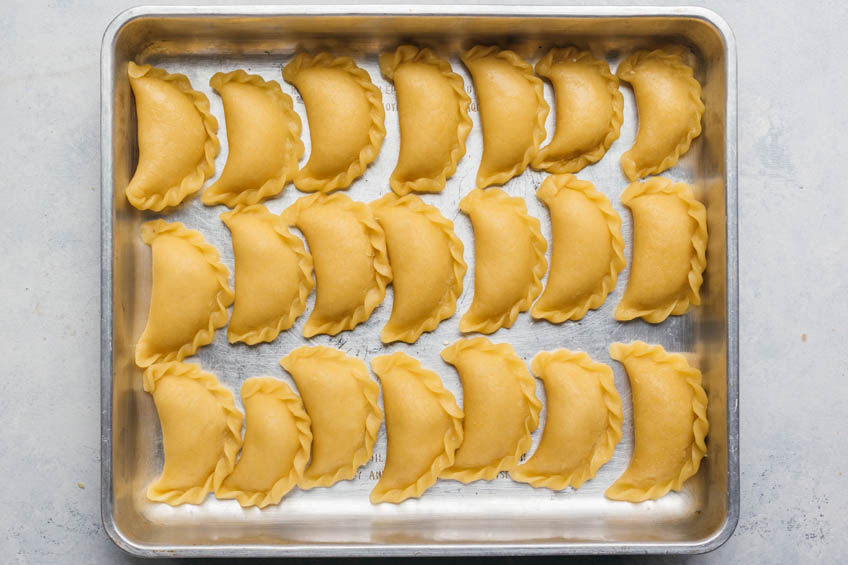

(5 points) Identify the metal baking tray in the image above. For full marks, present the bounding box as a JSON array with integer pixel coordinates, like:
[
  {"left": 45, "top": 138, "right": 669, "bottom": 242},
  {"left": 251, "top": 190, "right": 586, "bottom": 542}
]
[{"left": 101, "top": 4, "right": 738, "bottom": 557}]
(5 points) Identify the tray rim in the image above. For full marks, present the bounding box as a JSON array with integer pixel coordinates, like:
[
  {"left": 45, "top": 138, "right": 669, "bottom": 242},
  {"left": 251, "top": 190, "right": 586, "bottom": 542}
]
[{"left": 100, "top": 4, "right": 739, "bottom": 557}]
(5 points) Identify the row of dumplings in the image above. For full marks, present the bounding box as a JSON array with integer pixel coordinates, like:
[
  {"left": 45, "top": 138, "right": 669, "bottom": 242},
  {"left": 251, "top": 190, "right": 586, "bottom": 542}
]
[
  {"left": 124, "top": 44, "right": 704, "bottom": 211},
  {"left": 145, "top": 339, "right": 708, "bottom": 507},
  {"left": 134, "top": 173, "right": 707, "bottom": 367}
]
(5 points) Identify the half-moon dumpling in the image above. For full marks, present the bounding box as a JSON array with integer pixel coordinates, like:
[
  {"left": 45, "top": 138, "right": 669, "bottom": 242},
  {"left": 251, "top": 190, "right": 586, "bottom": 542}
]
[
  {"left": 282, "top": 53, "right": 385, "bottom": 192},
  {"left": 216, "top": 377, "right": 312, "bottom": 508},
  {"left": 532, "top": 174, "right": 625, "bottom": 322},
  {"left": 144, "top": 362, "right": 242, "bottom": 505},
  {"left": 282, "top": 193, "right": 391, "bottom": 336},
  {"left": 221, "top": 204, "right": 313, "bottom": 345},
  {"left": 616, "top": 177, "right": 707, "bottom": 323},
  {"left": 280, "top": 346, "right": 383, "bottom": 489},
  {"left": 511, "top": 349, "right": 622, "bottom": 490},
  {"left": 461, "top": 46, "right": 548, "bottom": 188},
  {"left": 135, "top": 220, "right": 234, "bottom": 367},
  {"left": 379, "top": 46, "right": 472, "bottom": 194},
  {"left": 440, "top": 338, "right": 541, "bottom": 482},
  {"left": 531, "top": 48, "right": 623, "bottom": 174},
  {"left": 126, "top": 62, "right": 218, "bottom": 211},
  {"left": 459, "top": 188, "right": 547, "bottom": 334},
  {"left": 617, "top": 48, "right": 705, "bottom": 180},
  {"left": 371, "top": 193, "right": 466, "bottom": 343},
  {"left": 203, "top": 70, "right": 303, "bottom": 207},
  {"left": 606, "top": 342, "right": 708, "bottom": 502},
  {"left": 370, "top": 352, "right": 463, "bottom": 504}
]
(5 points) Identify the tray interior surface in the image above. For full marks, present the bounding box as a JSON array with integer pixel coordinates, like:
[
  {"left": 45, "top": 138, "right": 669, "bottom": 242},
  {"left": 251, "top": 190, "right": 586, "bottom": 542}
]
[{"left": 104, "top": 7, "right": 735, "bottom": 556}]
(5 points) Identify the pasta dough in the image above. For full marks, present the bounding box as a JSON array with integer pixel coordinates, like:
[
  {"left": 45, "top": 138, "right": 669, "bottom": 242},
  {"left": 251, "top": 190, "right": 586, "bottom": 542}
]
[
  {"left": 616, "top": 177, "right": 707, "bottom": 323},
  {"left": 532, "top": 174, "right": 625, "bottom": 322},
  {"left": 282, "top": 53, "right": 385, "bottom": 192},
  {"left": 216, "top": 377, "right": 312, "bottom": 508},
  {"left": 280, "top": 346, "right": 382, "bottom": 489},
  {"left": 370, "top": 352, "right": 463, "bottom": 504},
  {"left": 203, "top": 70, "right": 303, "bottom": 207},
  {"left": 221, "top": 204, "right": 313, "bottom": 345},
  {"left": 371, "top": 193, "right": 466, "bottom": 343},
  {"left": 459, "top": 188, "right": 547, "bottom": 334},
  {"left": 511, "top": 349, "right": 622, "bottom": 490},
  {"left": 440, "top": 338, "right": 541, "bottom": 482},
  {"left": 606, "top": 342, "right": 708, "bottom": 502},
  {"left": 144, "top": 362, "right": 242, "bottom": 505},
  {"left": 618, "top": 48, "right": 705, "bottom": 180},
  {"left": 282, "top": 193, "right": 391, "bottom": 337},
  {"left": 531, "top": 48, "right": 623, "bottom": 174},
  {"left": 135, "top": 220, "right": 233, "bottom": 368},
  {"left": 126, "top": 62, "right": 218, "bottom": 211},
  {"left": 461, "top": 46, "right": 548, "bottom": 188},
  {"left": 379, "top": 45, "right": 472, "bottom": 194}
]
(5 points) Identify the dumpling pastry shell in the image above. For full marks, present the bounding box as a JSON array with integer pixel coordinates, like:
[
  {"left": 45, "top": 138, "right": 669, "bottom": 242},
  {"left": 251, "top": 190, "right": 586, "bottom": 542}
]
[
  {"left": 144, "top": 362, "right": 243, "bottom": 505},
  {"left": 379, "top": 46, "right": 472, "bottom": 194},
  {"left": 135, "top": 220, "right": 234, "bottom": 368},
  {"left": 618, "top": 48, "right": 705, "bottom": 180},
  {"left": 282, "top": 193, "right": 391, "bottom": 337},
  {"left": 616, "top": 177, "right": 707, "bottom": 323},
  {"left": 371, "top": 193, "right": 466, "bottom": 343},
  {"left": 203, "top": 70, "right": 304, "bottom": 207},
  {"left": 461, "top": 46, "right": 549, "bottom": 188},
  {"left": 280, "top": 346, "right": 383, "bottom": 489},
  {"left": 532, "top": 174, "right": 625, "bottom": 322},
  {"left": 606, "top": 342, "right": 709, "bottom": 502},
  {"left": 221, "top": 204, "right": 313, "bottom": 345},
  {"left": 282, "top": 53, "right": 385, "bottom": 192},
  {"left": 459, "top": 188, "right": 547, "bottom": 334},
  {"left": 370, "top": 352, "right": 463, "bottom": 504},
  {"left": 216, "top": 377, "right": 312, "bottom": 508},
  {"left": 511, "top": 349, "right": 622, "bottom": 490},
  {"left": 440, "top": 337, "right": 542, "bottom": 482},
  {"left": 531, "top": 48, "right": 623, "bottom": 174},
  {"left": 126, "top": 62, "right": 219, "bottom": 211}
]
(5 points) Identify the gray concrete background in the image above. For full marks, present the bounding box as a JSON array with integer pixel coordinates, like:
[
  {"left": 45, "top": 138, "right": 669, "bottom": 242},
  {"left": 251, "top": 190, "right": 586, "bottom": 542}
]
[{"left": 1, "top": 0, "right": 845, "bottom": 562}]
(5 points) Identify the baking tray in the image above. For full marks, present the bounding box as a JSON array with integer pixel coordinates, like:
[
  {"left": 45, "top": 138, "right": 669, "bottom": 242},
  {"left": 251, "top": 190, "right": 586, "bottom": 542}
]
[{"left": 100, "top": 5, "right": 738, "bottom": 557}]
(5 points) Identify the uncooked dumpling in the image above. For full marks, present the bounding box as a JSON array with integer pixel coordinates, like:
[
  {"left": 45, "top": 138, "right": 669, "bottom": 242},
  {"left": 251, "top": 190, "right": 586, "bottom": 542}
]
[
  {"left": 135, "top": 220, "right": 233, "bottom": 367},
  {"left": 461, "top": 46, "right": 548, "bottom": 188},
  {"left": 370, "top": 352, "right": 463, "bottom": 503},
  {"left": 282, "top": 53, "right": 385, "bottom": 192},
  {"left": 379, "top": 45, "right": 472, "bottom": 194},
  {"left": 203, "top": 70, "right": 303, "bottom": 207},
  {"left": 126, "top": 62, "right": 218, "bottom": 211}
]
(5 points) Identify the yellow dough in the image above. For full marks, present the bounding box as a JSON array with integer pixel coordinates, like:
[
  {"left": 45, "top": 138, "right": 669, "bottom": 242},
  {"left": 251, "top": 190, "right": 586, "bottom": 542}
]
[
  {"left": 126, "top": 62, "right": 218, "bottom": 211},
  {"left": 203, "top": 70, "right": 304, "bottom": 207},
  {"left": 532, "top": 174, "right": 625, "bottom": 322},
  {"left": 371, "top": 193, "right": 466, "bottom": 343},
  {"left": 144, "top": 362, "right": 242, "bottom": 505},
  {"left": 616, "top": 177, "right": 708, "bottom": 323},
  {"left": 511, "top": 349, "right": 622, "bottom": 490},
  {"left": 135, "top": 220, "right": 234, "bottom": 367},
  {"left": 607, "top": 342, "right": 708, "bottom": 502},
  {"left": 379, "top": 46, "right": 472, "bottom": 194},
  {"left": 617, "top": 48, "right": 705, "bottom": 180},
  {"left": 282, "top": 53, "right": 385, "bottom": 192},
  {"left": 532, "top": 48, "right": 623, "bottom": 174},
  {"left": 216, "top": 377, "right": 312, "bottom": 508},
  {"left": 282, "top": 193, "right": 391, "bottom": 337},
  {"left": 440, "top": 338, "right": 541, "bottom": 482},
  {"left": 221, "top": 205, "right": 313, "bottom": 345},
  {"left": 280, "top": 346, "right": 382, "bottom": 489},
  {"left": 459, "top": 188, "right": 547, "bottom": 334},
  {"left": 370, "top": 352, "right": 463, "bottom": 504},
  {"left": 461, "top": 46, "right": 548, "bottom": 188}
]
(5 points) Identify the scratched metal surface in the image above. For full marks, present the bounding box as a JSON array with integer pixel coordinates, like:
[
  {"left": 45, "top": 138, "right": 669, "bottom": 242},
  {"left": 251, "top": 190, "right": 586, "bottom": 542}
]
[{"left": 102, "top": 5, "right": 737, "bottom": 557}]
